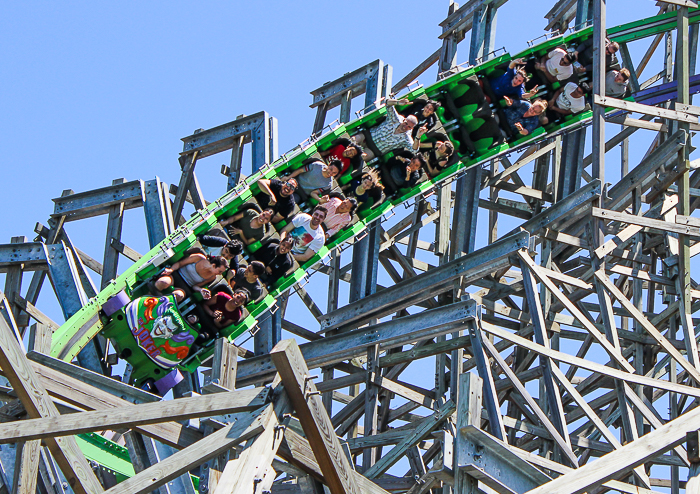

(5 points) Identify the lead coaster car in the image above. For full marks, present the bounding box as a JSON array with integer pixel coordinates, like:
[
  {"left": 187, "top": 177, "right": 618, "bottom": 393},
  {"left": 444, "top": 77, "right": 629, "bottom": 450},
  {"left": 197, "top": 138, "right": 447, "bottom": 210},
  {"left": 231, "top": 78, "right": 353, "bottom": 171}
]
[{"left": 101, "top": 293, "right": 198, "bottom": 392}]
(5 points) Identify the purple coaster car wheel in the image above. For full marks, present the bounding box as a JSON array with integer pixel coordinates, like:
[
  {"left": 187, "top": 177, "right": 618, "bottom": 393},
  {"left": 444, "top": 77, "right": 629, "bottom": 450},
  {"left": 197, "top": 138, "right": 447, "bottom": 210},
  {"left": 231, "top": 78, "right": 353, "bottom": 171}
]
[{"left": 102, "top": 290, "right": 130, "bottom": 317}]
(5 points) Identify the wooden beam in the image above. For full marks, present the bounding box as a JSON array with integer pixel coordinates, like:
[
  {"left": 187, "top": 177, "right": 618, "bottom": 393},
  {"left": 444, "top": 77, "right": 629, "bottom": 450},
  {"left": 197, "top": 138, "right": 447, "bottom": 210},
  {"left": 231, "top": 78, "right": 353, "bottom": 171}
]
[
  {"left": 480, "top": 334, "right": 578, "bottom": 467},
  {"left": 594, "top": 194, "right": 678, "bottom": 258},
  {"left": 657, "top": 0, "right": 698, "bottom": 7},
  {"left": 391, "top": 49, "right": 441, "bottom": 93},
  {"left": 373, "top": 376, "right": 435, "bottom": 409},
  {"left": 212, "top": 406, "right": 282, "bottom": 494},
  {"left": 279, "top": 429, "right": 391, "bottom": 494},
  {"left": 102, "top": 404, "right": 271, "bottom": 494},
  {"left": 595, "top": 271, "right": 700, "bottom": 383},
  {"left": 271, "top": 339, "right": 361, "bottom": 494},
  {"left": 0, "top": 313, "right": 103, "bottom": 494},
  {"left": 493, "top": 181, "right": 553, "bottom": 202},
  {"left": 14, "top": 324, "right": 52, "bottom": 494},
  {"left": 518, "top": 251, "right": 635, "bottom": 373},
  {"left": 110, "top": 238, "right": 142, "bottom": 262},
  {"left": 25, "top": 360, "right": 202, "bottom": 449},
  {"left": 0, "top": 388, "right": 267, "bottom": 443},
  {"left": 363, "top": 400, "right": 456, "bottom": 478},
  {"left": 606, "top": 114, "right": 667, "bottom": 132},
  {"left": 13, "top": 294, "right": 59, "bottom": 330},
  {"left": 594, "top": 95, "right": 699, "bottom": 123},
  {"left": 201, "top": 338, "right": 239, "bottom": 494},
  {"left": 524, "top": 400, "right": 700, "bottom": 494},
  {"left": 480, "top": 322, "right": 700, "bottom": 399},
  {"left": 592, "top": 207, "right": 700, "bottom": 237},
  {"left": 487, "top": 142, "right": 557, "bottom": 187}
]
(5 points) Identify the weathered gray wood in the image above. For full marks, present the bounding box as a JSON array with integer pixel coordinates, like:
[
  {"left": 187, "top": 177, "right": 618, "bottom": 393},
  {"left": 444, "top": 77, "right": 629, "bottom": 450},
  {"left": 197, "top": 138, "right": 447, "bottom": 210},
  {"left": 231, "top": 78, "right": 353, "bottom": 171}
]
[
  {"left": 480, "top": 321, "right": 700, "bottom": 398},
  {"left": 3, "top": 237, "right": 25, "bottom": 325},
  {"left": 13, "top": 323, "right": 52, "bottom": 494},
  {"left": 519, "top": 258, "right": 571, "bottom": 454},
  {"left": 549, "top": 366, "right": 651, "bottom": 487},
  {"left": 210, "top": 338, "right": 238, "bottom": 388},
  {"left": 0, "top": 310, "right": 103, "bottom": 494},
  {"left": 594, "top": 95, "right": 698, "bottom": 123},
  {"left": 101, "top": 178, "right": 126, "bottom": 290},
  {"left": 237, "top": 300, "right": 477, "bottom": 386},
  {"left": 606, "top": 115, "right": 667, "bottom": 132},
  {"left": 171, "top": 151, "right": 199, "bottom": 223},
  {"left": 271, "top": 339, "right": 361, "bottom": 494},
  {"left": 363, "top": 344, "right": 379, "bottom": 472},
  {"left": 391, "top": 49, "right": 440, "bottom": 93},
  {"left": 373, "top": 376, "right": 434, "bottom": 409},
  {"left": 0, "top": 388, "right": 267, "bottom": 442},
  {"left": 364, "top": 400, "right": 456, "bottom": 478},
  {"left": 592, "top": 207, "right": 700, "bottom": 237},
  {"left": 320, "top": 232, "right": 528, "bottom": 332},
  {"left": 279, "top": 429, "right": 391, "bottom": 494},
  {"left": 211, "top": 407, "right": 280, "bottom": 494},
  {"left": 201, "top": 338, "right": 238, "bottom": 494},
  {"left": 524, "top": 399, "right": 700, "bottom": 494},
  {"left": 519, "top": 251, "right": 635, "bottom": 373},
  {"left": 109, "top": 238, "right": 142, "bottom": 263},
  {"left": 51, "top": 180, "right": 145, "bottom": 222},
  {"left": 458, "top": 425, "right": 550, "bottom": 494},
  {"left": 455, "top": 373, "right": 482, "bottom": 494},
  {"left": 27, "top": 359, "right": 203, "bottom": 448},
  {"left": 466, "top": 318, "right": 507, "bottom": 442},
  {"left": 102, "top": 404, "right": 270, "bottom": 494},
  {"left": 596, "top": 271, "right": 700, "bottom": 382},
  {"left": 479, "top": 333, "right": 578, "bottom": 467}
]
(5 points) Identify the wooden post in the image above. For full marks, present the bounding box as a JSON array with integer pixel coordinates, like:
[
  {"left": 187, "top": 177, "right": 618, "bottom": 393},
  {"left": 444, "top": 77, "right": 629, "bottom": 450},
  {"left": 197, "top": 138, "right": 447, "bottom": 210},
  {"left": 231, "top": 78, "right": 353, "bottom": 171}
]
[
  {"left": 200, "top": 338, "right": 238, "bottom": 494},
  {"left": 455, "top": 373, "right": 482, "bottom": 494},
  {"left": 271, "top": 339, "right": 361, "bottom": 494},
  {"left": 0, "top": 313, "right": 103, "bottom": 494},
  {"left": 12, "top": 323, "right": 52, "bottom": 494}
]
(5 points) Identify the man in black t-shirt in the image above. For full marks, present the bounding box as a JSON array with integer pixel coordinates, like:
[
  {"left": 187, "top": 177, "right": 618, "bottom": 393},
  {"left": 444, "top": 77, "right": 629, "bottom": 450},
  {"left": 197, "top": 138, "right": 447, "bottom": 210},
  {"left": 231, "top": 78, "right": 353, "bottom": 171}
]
[
  {"left": 255, "top": 178, "right": 297, "bottom": 224},
  {"left": 381, "top": 151, "right": 425, "bottom": 195},
  {"left": 229, "top": 261, "right": 265, "bottom": 302},
  {"left": 254, "top": 237, "right": 295, "bottom": 286}
]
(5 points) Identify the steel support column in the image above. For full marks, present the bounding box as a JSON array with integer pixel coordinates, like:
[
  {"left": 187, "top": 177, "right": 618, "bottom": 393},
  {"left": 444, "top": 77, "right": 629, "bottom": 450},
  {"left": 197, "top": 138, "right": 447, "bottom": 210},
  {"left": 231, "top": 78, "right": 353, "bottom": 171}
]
[
  {"left": 349, "top": 223, "right": 380, "bottom": 303},
  {"left": 143, "top": 177, "right": 174, "bottom": 249},
  {"left": 469, "top": 2, "right": 498, "bottom": 65},
  {"left": 255, "top": 299, "right": 283, "bottom": 356},
  {"left": 46, "top": 242, "right": 103, "bottom": 373},
  {"left": 450, "top": 165, "right": 483, "bottom": 259},
  {"left": 555, "top": 129, "right": 586, "bottom": 202},
  {"left": 101, "top": 178, "right": 126, "bottom": 290},
  {"left": 575, "top": 0, "right": 592, "bottom": 27}
]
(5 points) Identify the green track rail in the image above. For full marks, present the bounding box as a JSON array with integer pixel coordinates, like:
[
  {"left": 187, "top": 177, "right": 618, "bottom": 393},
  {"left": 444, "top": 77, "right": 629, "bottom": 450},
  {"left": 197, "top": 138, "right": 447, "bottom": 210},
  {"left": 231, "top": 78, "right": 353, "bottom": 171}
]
[{"left": 43, "top": 8, "right": 697, "bottom": 482}]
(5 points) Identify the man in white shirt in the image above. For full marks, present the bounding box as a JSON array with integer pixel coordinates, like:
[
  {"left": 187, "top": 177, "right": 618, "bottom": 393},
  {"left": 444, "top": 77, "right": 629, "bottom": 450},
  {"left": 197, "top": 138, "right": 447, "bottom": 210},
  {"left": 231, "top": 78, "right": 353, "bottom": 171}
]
[
  {"left": 280, "top": 206, "right": 327, "bottom": 262},
  {"left": 535, "top": 47, "right": 575, "bottom": 83},
  {"left": 543, "top": 82, "right": 589, "bottom": 124}
]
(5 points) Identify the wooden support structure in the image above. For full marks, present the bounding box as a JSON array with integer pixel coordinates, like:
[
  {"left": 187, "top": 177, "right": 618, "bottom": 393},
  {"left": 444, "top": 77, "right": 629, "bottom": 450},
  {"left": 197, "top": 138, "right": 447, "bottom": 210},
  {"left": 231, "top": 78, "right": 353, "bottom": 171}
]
[{"left": 3, "top": 2, "right": 700, "bottom": 493}]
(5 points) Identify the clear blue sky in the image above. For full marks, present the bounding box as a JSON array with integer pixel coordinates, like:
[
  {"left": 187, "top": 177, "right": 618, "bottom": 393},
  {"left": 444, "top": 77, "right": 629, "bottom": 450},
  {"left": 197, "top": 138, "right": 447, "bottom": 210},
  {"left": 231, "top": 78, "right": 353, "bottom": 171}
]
[
  {"left": 1, "top": 0, "right": 660, "bottom": 249},
  {"left": 0, "top": 0, "right": 669, "bottom": 365}
]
